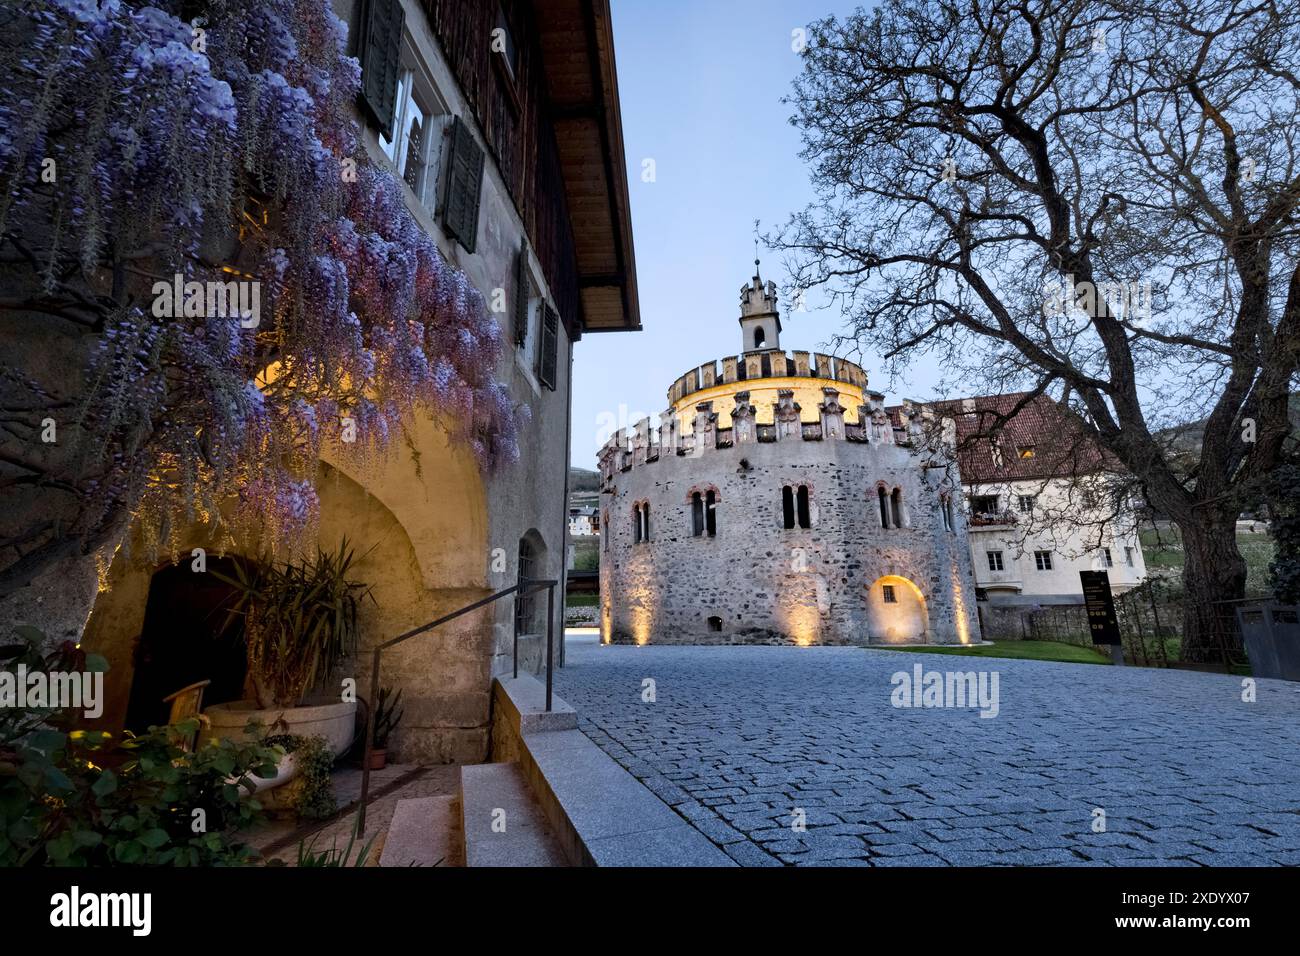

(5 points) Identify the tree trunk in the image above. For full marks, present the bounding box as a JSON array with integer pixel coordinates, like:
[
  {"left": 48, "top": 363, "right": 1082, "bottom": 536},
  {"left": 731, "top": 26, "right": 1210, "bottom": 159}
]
[{"left": 1175, "top": 514, "right": 1247, "bottom": 664}]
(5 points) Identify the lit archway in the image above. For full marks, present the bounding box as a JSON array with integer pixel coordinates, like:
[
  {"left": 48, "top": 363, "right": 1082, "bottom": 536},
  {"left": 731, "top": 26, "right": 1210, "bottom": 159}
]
[{"left": 865, "top": 575, "right": 929, "bottom": 644}]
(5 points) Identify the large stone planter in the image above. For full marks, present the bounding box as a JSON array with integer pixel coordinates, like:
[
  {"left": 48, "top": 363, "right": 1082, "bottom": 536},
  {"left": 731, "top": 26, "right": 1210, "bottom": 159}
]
[
  {"left": 202, "top": 699, "right": 358, "bottom": 757},
  {"left": 202, "top": 699, "right": 357, "bottom": 807}
]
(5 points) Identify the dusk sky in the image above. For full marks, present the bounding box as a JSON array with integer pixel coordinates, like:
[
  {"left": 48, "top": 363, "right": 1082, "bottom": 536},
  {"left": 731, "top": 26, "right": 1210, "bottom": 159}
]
[{"left": 568, "top": 0, "right": 935, "bottom": 468}]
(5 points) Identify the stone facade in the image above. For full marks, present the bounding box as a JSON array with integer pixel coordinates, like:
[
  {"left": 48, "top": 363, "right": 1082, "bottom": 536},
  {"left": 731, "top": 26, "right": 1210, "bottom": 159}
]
[
  {"left": 597, "top": 270, "right": 981, "bottom": 648},
  {"left": 4, "top": 0, "right": 638, "bottom": 767}
]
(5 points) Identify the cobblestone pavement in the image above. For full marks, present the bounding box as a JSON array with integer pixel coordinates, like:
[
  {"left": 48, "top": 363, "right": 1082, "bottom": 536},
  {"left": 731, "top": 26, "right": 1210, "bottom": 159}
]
[{"left": 554, "top": 635, "right": 1300, "bottom": 866}]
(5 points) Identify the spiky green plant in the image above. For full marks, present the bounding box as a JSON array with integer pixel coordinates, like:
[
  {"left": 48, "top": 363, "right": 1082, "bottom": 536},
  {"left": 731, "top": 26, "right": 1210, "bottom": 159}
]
[{"left": 214, "top": 539, "right": 374, "bottom": 707}]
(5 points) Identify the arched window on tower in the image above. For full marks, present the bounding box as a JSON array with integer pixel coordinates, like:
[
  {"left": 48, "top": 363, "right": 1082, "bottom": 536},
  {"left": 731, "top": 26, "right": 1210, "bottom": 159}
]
[
  {"left": 753, "top": 327, "right": 766, "bottom": 349},
  {"left": 878, "top": 486, "right": 891, "bottom": 529},
  {"left": 691, "top": 492, "right": 705, "bottom": 537},
  {"left": 782, "top": 486, "right": 795, "bottom": 529},
  {"left": 705, "top": 490, "right": 717, "bottom": 536},
  {"left": 891, "top": 488, "right": 904, "bottom": 528},
  {"left": 796, "top": 485, "right": 811, "bottom": 528},
  {"left": 940, "top": 496, "right": 953, "bottom": 532}
]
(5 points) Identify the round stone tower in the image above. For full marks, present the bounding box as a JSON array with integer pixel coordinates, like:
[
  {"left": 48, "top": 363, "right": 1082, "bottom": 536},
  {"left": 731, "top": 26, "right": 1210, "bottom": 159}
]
[{"left": 596, "top": 266, "right": 981, "bottom": 647}]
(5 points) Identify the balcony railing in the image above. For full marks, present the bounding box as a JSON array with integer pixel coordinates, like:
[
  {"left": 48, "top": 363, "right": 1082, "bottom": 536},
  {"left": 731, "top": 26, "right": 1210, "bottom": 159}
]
[{"left": 968, "top": 510, "right": 1018, "bottom": 527}]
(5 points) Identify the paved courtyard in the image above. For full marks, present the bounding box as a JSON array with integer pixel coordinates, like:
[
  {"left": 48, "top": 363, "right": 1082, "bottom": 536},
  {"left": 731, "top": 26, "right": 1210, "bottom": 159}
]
[{"left": 554, "top": 634, "right": 1300, "bottom": 866}]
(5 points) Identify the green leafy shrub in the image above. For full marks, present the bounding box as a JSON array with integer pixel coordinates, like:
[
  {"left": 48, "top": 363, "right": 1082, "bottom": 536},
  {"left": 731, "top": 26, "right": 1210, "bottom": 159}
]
[
  {"left": 264, "top": 734, "right": 337, "bottom": 821},
  {"left": 0, "top": 627, "right": 283, "bottom": 866}
]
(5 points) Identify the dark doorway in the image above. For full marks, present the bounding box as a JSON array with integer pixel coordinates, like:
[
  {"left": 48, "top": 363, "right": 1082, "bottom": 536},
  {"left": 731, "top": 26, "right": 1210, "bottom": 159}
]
[{"left": 124, "top": 558, "right": 248, "bottom": 733}]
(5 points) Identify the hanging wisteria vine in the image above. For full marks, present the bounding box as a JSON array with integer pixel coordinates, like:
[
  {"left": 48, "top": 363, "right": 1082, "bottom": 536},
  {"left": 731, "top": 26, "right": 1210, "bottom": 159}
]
[{"left": 0, "top": 0, "right": 526, "bottom": 565}]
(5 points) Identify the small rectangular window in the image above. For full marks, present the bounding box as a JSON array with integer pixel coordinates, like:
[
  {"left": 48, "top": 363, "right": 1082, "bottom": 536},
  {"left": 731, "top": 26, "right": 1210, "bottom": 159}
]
[
  {"left": 882, "top": 584, "right": 897, "bottom": 604},
  {"left": 493, "top": 3, "right": 519, "bottom": 79},
  {"left": 972, "top": 495, "right": 999, "bottom": 515},
  {"left": 987, "top": 550, "right": 1004, "bottom": 572},
  {"left": 1124, "top": 546, "right": 1134, "bottom": 567},
  {"left": 1034, "top": 550, "right": 1053, "bottom": 571},
  {"left": 1100, "top": 547, "right": 1113, "bottom": 568},
  {"left": 1017, "top": 495, "right": 1035, "bottom": 513}
]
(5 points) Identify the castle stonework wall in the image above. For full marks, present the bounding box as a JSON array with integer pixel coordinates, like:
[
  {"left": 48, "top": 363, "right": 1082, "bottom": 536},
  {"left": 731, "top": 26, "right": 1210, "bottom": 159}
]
[{"left": 597, "top": 395, "right": 982, "bottom": 647}]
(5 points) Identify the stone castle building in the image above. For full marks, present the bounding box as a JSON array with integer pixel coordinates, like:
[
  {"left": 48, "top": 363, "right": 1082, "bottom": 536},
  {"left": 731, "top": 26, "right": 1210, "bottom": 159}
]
[{"left": 597, "top": 266, "right": 981, "bottom": 647}]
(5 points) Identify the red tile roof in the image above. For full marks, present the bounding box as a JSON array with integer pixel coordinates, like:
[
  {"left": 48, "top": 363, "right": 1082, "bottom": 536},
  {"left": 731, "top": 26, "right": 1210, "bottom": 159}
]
[{"left": 902, "top": 392, "right": 1117, "bottom": 484}]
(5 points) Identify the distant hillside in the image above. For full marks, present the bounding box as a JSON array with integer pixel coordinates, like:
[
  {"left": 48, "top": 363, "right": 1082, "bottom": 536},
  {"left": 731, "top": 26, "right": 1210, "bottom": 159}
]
[
  {"left": 1150, "top": 393, "right": 1300, "bottom": 517},
  {"left": 569, "top": 466, "right": 600, "bottom": 493},
  {"left": 1156, "top": 394, "right": 1300, "bottom": 455}
]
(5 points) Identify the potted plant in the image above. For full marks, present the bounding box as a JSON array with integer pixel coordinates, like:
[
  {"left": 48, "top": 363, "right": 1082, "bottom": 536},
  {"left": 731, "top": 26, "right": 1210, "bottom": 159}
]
[
  {"left": 204, "top": 540, "right": 374, "bottom": 759},
  {"left": 367, "top": 686, "right": 404, "bottom": 770}
]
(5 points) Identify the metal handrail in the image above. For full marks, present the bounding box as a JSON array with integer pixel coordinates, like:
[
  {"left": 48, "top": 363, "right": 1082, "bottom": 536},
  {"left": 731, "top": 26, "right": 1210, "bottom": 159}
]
[{"left": 356, "top": 577, "right": 558, "bottom": 832}]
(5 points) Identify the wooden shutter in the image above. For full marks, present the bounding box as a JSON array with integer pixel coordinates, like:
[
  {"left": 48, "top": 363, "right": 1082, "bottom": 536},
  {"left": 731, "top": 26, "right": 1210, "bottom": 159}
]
[
  {"left": 513, "top": 239, "right": 530, "bottom": 347},
  {"left": 442, "top": 114, "right": 485, "bottom": 252},
  {"left": 359, "top": 0, "right": 405, "bottom": 141},
  {"left": 538, "top": 303, "right": 559, "bottom": 390}
]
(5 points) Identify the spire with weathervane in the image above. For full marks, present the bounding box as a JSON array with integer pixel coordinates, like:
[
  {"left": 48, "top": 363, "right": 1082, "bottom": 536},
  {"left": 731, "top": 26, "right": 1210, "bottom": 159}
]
[{"left": 739, "top": 255, "right": 781, "bottom": 352}]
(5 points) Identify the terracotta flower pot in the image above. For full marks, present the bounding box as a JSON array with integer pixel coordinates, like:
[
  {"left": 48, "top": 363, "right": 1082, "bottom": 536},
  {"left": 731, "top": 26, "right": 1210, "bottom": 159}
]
[{"left": 367, "top": 748, "right": 388, "bottom": 770}]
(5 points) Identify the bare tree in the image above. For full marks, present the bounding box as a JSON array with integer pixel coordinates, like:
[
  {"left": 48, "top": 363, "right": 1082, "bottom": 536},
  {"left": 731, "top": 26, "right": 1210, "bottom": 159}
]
[{"left": 778, "top": 0, "right": 1300, "bottom": 662}]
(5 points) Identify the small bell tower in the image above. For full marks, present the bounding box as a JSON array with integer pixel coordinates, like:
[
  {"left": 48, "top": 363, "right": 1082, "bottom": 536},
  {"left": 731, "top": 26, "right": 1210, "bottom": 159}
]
[{"left": 739, "top": 258, "right": 781, "bottom": 352}]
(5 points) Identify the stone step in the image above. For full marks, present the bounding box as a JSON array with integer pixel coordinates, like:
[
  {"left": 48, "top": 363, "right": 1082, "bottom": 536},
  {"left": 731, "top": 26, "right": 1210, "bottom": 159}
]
[
  {"left": 378, "top": 794, "right": 458, "bottom": 867},
  {"left": 459, "top": 762, "right": 568, "bottom": 867}
]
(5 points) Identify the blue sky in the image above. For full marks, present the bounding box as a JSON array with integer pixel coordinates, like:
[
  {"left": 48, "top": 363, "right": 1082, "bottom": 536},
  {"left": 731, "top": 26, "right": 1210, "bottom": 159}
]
[{"left": 569, "top": 0, "right": 932, "bottom": 468}]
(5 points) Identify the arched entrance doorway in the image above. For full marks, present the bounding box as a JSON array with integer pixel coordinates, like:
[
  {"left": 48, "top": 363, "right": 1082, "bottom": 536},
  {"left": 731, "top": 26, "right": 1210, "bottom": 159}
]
[
  {"left": 123, "top": 557, "right": 249, "bottom": 733},
  {"left": 865, "top": 575, "right": 929, "bottom": 644}
]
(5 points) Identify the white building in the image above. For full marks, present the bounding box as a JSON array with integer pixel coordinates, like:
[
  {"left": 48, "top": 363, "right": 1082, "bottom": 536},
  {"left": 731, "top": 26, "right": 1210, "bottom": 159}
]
[
  {"left": 928, "top": 393, "right": 1148, "bottom": 637},
  {"left": 568, "top": 507, "right": 600, "bottom": 537}
]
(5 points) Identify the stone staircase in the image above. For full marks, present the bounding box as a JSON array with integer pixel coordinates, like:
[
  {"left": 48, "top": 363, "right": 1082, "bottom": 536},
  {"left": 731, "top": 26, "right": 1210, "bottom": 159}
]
[
  {"left": 378, "top": 762, "right": 566, "bottom": 867},
  {"left": 377, "top": 672, "right": 732, "bottom": 867}
]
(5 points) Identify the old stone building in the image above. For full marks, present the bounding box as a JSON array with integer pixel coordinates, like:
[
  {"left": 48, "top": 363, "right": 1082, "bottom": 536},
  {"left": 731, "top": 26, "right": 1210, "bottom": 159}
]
[
  {"left": 4, "top": 0, "right": 639, "bottom": 764},
  {"left": 928, "top": 392, "right": 1149, "bottom": 637},
  {"left": 597, "top": 267, "right": 980, "bottom": 647}
]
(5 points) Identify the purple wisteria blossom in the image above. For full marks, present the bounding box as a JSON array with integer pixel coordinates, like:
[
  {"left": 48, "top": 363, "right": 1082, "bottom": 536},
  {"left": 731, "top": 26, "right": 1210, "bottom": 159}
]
[{"left": 0, "top": 0, "right": 527, "bottom": 561}]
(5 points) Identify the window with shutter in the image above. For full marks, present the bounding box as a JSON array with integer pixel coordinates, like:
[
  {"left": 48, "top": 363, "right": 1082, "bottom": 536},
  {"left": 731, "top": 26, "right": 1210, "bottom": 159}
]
[
  {"left": 514, "top": 240, "right": 530, "bottom": 347},
  {"left": 538, "top": 303, "right": 559, "bottom": 390},
  {"left": 359, "top": 0, "right": 405, "bottom": 142},
  {"left": 442, "top": 115, "right": 485, "bottom": 252}
]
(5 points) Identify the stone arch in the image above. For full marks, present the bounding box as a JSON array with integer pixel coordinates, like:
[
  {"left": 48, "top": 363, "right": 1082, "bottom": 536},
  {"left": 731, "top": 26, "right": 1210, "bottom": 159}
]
[
  {"left": 865, "top": 575, "right": 930, "bottom": 644},
  {"left": 684, "top": 482, "right": 722, "bottom": 503},
  {"left": 318, "top": 414, "right": 488, "bottom": 590},
  {"left": 81, "top": 461, "right": 435, "bottom": 735}
]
